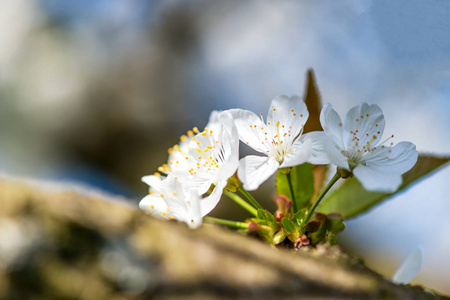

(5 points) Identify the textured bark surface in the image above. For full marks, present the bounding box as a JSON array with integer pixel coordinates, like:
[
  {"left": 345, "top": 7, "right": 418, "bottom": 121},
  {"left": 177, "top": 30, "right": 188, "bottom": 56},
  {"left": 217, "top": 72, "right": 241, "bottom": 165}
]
[{"left": 0, "top": 176, "right": 445, "bottom": 299}]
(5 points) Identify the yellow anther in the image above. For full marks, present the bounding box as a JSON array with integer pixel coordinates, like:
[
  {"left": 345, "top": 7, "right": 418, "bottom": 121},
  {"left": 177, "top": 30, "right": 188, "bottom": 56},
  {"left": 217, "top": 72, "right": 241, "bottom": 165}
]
[
  {"left": 185, "top": 157, "right": 189, "bottom": 159},
  {"left": 202, "top": 132, "right": 207, "bottom": 136},
  {"left": 150, "top": 204, "right": 155, "bottom": 209},
  {"left": 260, "top": 112, "right": 263, "bottom": 115},
  {"left": 187, "top": 130, "right": 194, "bottom": 136},
  {"left": 168, "top": 147, "right": 173, "bottom": 154},
  {"left": 180, "top": 135, "right": 187, "bottom": 142},
  {"left": 168, "top": 216, "right": 175, "bottom": 220},
  {"left": 193, "top": 127, "right": 199, "bottom": 133},
  {"left": 273, "top": 108, "right": 276, "bottom": 111},
  {"left": 366, "top": 113, "right": 370, "bottom": 117},
  {"left": 172, "top": 192, "right": 177, "bottom": 196},
  {"left": 153, "top": 172, "right": 161, "bottom": 177},
  {"left": 149, "top": 191, "right": 155, "bottom": 195},
  {"left": 290, "top": 109, "right": 294, "bottom": 112},
  {"left": 160, "top": 194, "right": 164, "bottom": 197},
  {"left": 300, "top": 114, "right": 303, "bottom": 117},
  {"left": 158, "top": 167, "right": 164, "bottom": 172},
  {"left": 162, "top": 211, "right": 167, "bottom": 216}
]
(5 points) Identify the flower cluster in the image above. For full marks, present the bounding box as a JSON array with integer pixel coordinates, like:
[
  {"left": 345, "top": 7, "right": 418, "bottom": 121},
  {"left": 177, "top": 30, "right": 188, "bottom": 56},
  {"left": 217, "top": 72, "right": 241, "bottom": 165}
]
[{"left": 140, "top": 96, "right": 418, "bottom": 232}]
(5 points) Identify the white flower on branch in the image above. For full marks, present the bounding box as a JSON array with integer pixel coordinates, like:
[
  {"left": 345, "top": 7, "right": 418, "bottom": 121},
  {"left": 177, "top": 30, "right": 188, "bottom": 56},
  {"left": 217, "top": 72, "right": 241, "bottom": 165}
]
[{"left": 320, "top": 103, "right": 418, "bottom": 192}]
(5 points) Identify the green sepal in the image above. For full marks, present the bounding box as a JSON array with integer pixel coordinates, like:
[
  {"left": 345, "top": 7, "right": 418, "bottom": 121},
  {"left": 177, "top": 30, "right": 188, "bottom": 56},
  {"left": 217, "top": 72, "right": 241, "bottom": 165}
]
[
  {"left": 225, "top": 173, "right": 241, "bottom": 192},
  {"left": 309, "top": 213, "right": 345, "bottom": 245}
]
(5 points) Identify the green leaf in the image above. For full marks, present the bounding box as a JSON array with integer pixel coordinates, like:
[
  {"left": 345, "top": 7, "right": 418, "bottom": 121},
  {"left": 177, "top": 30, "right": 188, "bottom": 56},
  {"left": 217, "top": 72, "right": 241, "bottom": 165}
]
[
  {"left": 276, "top": 163, "right": 315, "bottom": 210},
  {"left": 318, "top": 154, "right": 450, "bottom": 219},
  {"left": 257, "top": 209, "right": 272, "bottom": 221},
  {"left": 272, "top": 230, "right": 287, "bottom": 245},
  {"left": 292, "top": 209, "right": 307, "bottom": 227},
  {"left": 281, "top": 218, "right": 296, "bottom": 234}
]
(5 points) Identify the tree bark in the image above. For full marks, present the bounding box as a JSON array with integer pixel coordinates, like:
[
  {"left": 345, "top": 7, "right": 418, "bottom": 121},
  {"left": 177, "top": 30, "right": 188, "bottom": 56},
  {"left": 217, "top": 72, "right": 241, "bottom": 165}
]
[{"left": 0, "top": 176, "right": 445, "bottom": 299}]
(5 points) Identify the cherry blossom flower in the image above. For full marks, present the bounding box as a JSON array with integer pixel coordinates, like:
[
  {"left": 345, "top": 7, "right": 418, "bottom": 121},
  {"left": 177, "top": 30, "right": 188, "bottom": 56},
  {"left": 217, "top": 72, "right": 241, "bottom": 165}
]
[
  {"left": 320, "top": 103, "right": 418, "bottom": 192},
  {"left": 228, "top": 95, "right": 329, "bottom": 190},
  {"left": 139, "top": 175, "right": 202, "bottom": 229},
  {"left": 143, "top": 110, "right": 239, "bottom": 216}
]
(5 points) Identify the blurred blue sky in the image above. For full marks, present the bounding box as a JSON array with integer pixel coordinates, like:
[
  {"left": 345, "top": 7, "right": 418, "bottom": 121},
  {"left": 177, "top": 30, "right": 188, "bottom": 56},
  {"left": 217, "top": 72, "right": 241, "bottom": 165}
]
[{"left": 1, "top": 0, "right": 449, "bottom": 294}]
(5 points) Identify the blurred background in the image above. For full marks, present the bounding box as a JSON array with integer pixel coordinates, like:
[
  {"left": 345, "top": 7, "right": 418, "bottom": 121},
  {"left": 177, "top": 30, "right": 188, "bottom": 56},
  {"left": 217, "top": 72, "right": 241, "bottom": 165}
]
[{"left": 0, "top": 0, "right": 449, "bottom": 294}]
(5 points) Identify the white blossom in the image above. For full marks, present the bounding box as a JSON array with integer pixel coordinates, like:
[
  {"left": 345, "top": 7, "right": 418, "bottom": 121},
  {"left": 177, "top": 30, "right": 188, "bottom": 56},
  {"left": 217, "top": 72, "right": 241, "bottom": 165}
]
[
  {"left": 139, "top": 175, "right": 202, "bottom": 229},
  {"left": 320, "top": 103, "right": 418, "bottom": 192},
  {"left": 142, "top": 110, "right": 239, "bottom": 216},
  {"left": 228, "top": 95, "right": 329, "bottom": 190}
]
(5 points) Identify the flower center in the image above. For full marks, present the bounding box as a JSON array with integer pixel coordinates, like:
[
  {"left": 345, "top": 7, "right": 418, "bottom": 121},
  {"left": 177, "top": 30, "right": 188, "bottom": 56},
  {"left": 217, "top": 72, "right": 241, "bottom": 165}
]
[{"left": 269, "top": 143, "right": 293, "bottom": 164}]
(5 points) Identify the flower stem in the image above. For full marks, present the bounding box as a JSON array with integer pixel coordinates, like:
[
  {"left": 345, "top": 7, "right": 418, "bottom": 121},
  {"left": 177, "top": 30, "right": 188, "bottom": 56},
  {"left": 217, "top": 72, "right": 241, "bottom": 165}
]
[
  {"left": 204, "top": 216, "right": 248, "bottom": 229},
  {"left": 286, "top": 172, "right": 297, "bottom": 212},
  {"left": 224, "top": 190, "right": 258, "bottom": 217},
  {"left": 239, "top": 187, "right": 264, "bottom": 210},
  {"left": 303, "top": 172, "right": 341, "bottom": 225}
]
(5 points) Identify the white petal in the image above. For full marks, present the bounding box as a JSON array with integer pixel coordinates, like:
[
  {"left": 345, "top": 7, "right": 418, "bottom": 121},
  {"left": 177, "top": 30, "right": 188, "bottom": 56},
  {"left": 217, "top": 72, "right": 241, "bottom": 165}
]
[
  {"left": 141, "top": 175, "right": 164, "bottom": 189},
  {"left": 171, "top": 170, "right": 212, "bottom": 195},
  {"left": 320, "top": 103, "right": 346, "bottom": 150},
  {"left": 353, "top": 164, "right": 402, "bottom": 192},
  {"left": 200, "top": 180, "right": 227, "bottom": 216},
  {"left": 344, "top": 103, "right": 385, "bottom": 148},
  {"left": 322, "top": 137, "right": 350, "bottom": 169},
  {"left": 364, "top": 142, "right": 418, "bottom": 174},
  {"left": 139, "top": 195, "right": 170, "bottom": 219},
  {"left": 267, "top": 95, "right": 308, "bottom": 144},
  {"left": 157, "top": 176, "right": 189, "bottom": 218},
  {"left": 393, "top": 246, "right": 424, "bottom": 284},
  {"left": 215, "top": 111, "right": 240, "bottom": 181},
  {"left": 283, "top": 131, "right": 330, "bottom": 167},
  {"left": 185, "top": 191, "right": 203, "bottom": 229},
  {"left": 237, "top": 155, "right": 280, "bottom": 191},
  {"left": 228, "top": 108, "right": 271, "bottom": 153},
  {"left": 205, "top": 110, "right": 222, "bottom": 133}
]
